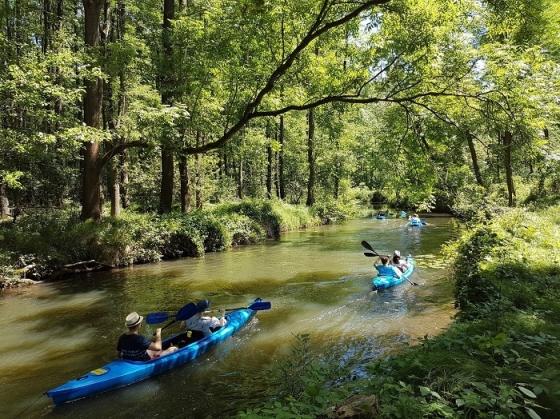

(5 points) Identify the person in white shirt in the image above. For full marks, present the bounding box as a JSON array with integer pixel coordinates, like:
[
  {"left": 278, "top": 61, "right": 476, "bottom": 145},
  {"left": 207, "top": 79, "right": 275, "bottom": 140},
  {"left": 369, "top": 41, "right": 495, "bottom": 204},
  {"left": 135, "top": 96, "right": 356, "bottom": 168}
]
[
  {"left": 183, "top": 300, "right": 227, "bottom": 337},
  {"left": 391, "top": 250, "right": 409, "bottom": 272}
]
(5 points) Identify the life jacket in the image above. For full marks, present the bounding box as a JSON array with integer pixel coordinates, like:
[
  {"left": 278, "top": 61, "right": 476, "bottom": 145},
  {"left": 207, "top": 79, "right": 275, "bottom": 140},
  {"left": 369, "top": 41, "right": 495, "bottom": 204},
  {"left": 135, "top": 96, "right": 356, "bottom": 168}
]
[{"left": 376, "top": 265, "right": 397, "bottom": 276}]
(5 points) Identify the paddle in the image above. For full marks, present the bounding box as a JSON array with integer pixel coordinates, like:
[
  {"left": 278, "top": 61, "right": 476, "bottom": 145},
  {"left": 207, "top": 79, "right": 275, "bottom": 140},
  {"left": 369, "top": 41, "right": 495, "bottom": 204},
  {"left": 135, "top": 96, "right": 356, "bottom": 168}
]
[
  {"left": 149, "top": 302, "right": 198, "bottom": 332},
  {"left": 361, "top": 240, "right": 418, "bottom": 286},
  {"left": 147, "top": 300, "right": 272, "bottom": 325},
  {"left": 225, "top": 300, "right": 271, "bottom": 312},
  {"left": 205, "top": 300, "right": 272, "bottom": 314}
]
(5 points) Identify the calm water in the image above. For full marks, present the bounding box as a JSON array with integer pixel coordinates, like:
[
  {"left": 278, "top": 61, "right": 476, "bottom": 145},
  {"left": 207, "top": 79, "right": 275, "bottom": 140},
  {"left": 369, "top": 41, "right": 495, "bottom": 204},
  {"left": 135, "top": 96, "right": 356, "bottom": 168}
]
[{"left": 1, "top": 217, "right": 460, "bottom": 418}]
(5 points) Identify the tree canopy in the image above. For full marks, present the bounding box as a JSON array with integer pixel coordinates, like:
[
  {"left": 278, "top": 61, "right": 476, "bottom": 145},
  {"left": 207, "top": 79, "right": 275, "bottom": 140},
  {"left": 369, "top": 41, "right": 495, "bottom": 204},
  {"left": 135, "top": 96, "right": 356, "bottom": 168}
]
[{"left": 0, "top": 0, "right": 558, "bottom": 218}]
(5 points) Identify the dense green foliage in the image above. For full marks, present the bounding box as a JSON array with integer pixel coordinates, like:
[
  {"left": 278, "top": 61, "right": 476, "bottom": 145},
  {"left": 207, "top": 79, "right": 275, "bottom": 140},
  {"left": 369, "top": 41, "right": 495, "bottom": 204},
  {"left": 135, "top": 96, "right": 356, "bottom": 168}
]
[
  {"left": 0, "top": 199, "right": 323, "bottom": 285},
  {"left": 243, "top": 206, "right": 560, "bottom": 418},
  {"left": 0, "top": 0, "right": 558, "bottom": 220}
]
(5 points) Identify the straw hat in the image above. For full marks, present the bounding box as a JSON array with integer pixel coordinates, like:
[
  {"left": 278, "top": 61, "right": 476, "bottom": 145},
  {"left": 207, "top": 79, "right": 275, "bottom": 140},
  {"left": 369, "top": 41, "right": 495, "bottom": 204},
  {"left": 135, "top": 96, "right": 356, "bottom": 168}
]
[
  {"left": 394, "top": 250, "right": 401, "bottom": 257},
  {"left": 125, "top": 312, "right": 143, "bottom": 328}
]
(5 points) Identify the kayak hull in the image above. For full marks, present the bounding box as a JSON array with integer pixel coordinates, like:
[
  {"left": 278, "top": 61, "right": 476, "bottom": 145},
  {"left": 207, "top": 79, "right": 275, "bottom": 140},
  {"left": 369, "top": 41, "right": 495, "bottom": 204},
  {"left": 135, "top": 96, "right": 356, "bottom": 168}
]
[
  {"left": 46, "top": 306, "right": 256, "bottom": 405},
  {"left": 372, "top": 257, "right": 415, "bottom": 290}
]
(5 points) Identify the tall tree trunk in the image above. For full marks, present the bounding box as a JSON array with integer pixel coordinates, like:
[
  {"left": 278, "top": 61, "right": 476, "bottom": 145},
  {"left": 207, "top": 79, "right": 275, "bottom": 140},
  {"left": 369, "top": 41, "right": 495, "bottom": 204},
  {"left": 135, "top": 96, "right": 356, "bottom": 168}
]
[
  {"left": 266, "top": 143, "right": 273, "bottom": 198},
  {"left": 179, "top": 153, "right": 190, "bottom": 212},
  {"left": 159, "top": 0, "right": 175, "bottom": 213},
  {"left": 502, "top": 130, "right": 515, "bottom": 206},
  {"left": 81, "top": 0, "right": 104, "bottom": 221},
  {"left": 119, "top": 149, "right": 129, "bottom": 209},
  {"left": 278, "top": 115, "right": 285, "bottom": 199},
  {"left": 0, "top": 181, "right": 9, "bottom": 218},
  {"left": 159, "top": 148, "right": 174, "bottom": 213},
  {"left": 466, "top": 132, "right": 484, "bottom": 187},
  {"left": 195, "top": 131, "right": 203, "bottom": 209},
  {"left": 43, "top": 0, "right": 52, "bottom": 53},
  {"left": 266, "top": 122, "right": 273, "bottom": 198},
  {"left": 237, "top": 158, "right": 244, "bottom": 199},
  {"left": 109, "top": 159, "right": 121, "bottom": 216},
  {"left": 306, "top": 108, "right": 315, "bottom": 207}
]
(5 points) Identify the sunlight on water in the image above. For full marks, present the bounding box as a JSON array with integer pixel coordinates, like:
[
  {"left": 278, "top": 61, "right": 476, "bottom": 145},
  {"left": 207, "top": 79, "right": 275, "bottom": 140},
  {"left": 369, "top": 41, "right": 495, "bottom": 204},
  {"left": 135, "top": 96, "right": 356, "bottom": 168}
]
[{"left": 0, "top": 217, "right": 459, "bottom": 418}]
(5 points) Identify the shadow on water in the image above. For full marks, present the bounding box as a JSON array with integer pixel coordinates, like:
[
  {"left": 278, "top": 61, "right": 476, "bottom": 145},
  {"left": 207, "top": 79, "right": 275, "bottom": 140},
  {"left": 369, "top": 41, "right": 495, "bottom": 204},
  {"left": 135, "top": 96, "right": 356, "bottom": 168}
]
[{"left": 0, "top": 217, "right": 460, "bottom": 418}]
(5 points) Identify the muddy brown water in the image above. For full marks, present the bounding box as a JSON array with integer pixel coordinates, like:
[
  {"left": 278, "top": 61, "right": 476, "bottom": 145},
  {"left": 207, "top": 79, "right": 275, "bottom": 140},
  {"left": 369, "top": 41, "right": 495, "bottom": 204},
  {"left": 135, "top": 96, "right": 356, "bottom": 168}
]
[{"left": 0, "top": 217, "right": 460, "bottom": 418}]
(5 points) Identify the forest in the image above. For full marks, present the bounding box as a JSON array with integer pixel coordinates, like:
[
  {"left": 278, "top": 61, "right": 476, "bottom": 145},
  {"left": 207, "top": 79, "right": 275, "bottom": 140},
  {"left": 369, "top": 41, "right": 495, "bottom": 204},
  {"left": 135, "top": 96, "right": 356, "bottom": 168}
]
[{"left": 1, "top": 0, "right": 560, "bottom": 418}]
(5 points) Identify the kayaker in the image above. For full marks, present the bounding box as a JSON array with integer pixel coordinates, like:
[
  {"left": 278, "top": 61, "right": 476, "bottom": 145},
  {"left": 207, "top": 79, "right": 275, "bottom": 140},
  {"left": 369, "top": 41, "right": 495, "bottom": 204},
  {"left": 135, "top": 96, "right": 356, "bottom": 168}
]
[
  {"left": 117, "top": 312, "right": 178, "bottom": 361},
  {"left": 183, "top": 299, "right": 227, "bottom": 337},
  {"left": 409, "top": 213, "right": 421, "bottom": 223},
  {"left": 376, "top": 255, "right": 402, "bottom": 278},
  {"left": 391, "top": 250, "right": 408, "bottom": 272}
]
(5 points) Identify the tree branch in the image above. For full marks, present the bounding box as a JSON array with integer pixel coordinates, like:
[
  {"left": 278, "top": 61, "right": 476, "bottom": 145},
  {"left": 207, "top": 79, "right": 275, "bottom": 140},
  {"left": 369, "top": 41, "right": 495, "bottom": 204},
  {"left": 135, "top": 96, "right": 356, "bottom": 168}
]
[
  {"left": 99, "top": 140, "right": 150, "bottom": 169},
  {"left": 185, "top": 0, "right": 390, "bottom": 154}
]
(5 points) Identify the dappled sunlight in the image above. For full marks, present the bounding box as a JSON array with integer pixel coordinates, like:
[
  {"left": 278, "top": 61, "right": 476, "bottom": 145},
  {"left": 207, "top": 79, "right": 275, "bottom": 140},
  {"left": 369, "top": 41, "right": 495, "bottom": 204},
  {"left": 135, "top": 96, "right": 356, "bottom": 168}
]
[{"left": 1, "top": 218, "right": 458, "bottom": 417}]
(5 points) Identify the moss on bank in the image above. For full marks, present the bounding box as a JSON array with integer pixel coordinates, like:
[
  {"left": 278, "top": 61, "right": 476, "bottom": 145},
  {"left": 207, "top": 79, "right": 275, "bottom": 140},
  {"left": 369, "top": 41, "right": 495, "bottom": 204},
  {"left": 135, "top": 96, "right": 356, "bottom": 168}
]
[
  {"left": 0, "top": 199, "right": 336, "bottom": 288},
  {"left": 242, "top": 206, "right": 560, "bottom": 418}
]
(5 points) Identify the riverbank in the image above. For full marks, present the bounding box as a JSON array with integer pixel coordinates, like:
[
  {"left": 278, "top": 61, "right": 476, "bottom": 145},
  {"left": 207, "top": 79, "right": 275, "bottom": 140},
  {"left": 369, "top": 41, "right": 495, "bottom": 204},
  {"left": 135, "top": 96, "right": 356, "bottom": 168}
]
[
  {"left": 0, "top": 199, "right": 357, "bottom": 290},
  {"left": 242, "top": 205, "right": 560, "bottom": 418}
]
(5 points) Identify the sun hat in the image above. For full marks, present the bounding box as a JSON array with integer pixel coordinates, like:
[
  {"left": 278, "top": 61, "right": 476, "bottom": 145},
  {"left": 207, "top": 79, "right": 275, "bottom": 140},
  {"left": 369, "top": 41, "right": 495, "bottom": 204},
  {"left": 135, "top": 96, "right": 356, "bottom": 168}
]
[
  {"left": 394, "top": 250, "right": 401, "bottom": 257},
  {"left": 125, "top": 312, "right": 143, "bottom": 328},
  {"left": 196, "top": 299, "right": 210, "bottom": 312}
]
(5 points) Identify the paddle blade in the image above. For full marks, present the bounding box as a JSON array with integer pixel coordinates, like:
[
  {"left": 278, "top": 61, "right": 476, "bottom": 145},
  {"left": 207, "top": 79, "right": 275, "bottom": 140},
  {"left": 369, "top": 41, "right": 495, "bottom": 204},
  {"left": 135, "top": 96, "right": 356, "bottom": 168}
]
[
  {"left": 176, "top": 302, "right": 198, "bottom": 321},
  {"left": 361, "top": 240, "right": 373, "bottom": 251},
  {"left": 146, "top": 312, "right": 170, "bottom": 324},
  {"left": 248, "top": 301, "right": 271, "bottom": 311},
  {"left": 364, "top": 252, "right": 376, "bottom": 257}
]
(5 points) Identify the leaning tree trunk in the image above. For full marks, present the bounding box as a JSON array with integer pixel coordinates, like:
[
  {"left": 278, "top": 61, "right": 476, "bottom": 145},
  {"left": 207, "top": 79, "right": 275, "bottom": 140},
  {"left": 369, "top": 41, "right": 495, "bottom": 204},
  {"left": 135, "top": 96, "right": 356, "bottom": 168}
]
[
  {"left": 306, "top": 108, "right": 315, "bottom": 207},
  {"left": 81, "top": 0, "right": 104, "bottom": 221},
  {"left": 502, "top": 130, "right": 516, "bottom": 206},
  {"left": 466, "top": 132, "right": 484, "bottom": 187},
  {"left": 159, "top": 0, "right": 175, "bottom": 213}
]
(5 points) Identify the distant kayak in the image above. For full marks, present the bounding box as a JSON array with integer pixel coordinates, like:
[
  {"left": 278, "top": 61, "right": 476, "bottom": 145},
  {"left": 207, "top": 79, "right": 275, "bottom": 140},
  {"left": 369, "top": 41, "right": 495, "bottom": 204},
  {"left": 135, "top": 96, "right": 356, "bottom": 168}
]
[
  {"left": 375, "top": 214, "right": 386, "bottom": 220},
  {"left": 46, "top": 301, "right": 260, "bottom": 405},
  {"left": 408, "top": 219, "right": 426, "bottom": 227},
  {"left": 372, "top": 257, "right": 415, "bottom": 290}
]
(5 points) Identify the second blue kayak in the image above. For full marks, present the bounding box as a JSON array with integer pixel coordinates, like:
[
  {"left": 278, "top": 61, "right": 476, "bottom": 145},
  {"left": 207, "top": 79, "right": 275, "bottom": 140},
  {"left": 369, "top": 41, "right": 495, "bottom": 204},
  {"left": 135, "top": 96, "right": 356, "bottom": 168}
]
[{"left": 372, "top": 257, "right": 415, "bottom": 290}]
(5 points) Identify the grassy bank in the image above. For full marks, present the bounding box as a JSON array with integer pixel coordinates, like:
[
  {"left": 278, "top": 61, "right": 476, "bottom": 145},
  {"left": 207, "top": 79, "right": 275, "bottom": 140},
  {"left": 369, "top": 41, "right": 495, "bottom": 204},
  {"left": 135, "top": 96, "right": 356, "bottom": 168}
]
[
  {"left": 242, "top": 206, "right": 560, "bottom": 418},
  {"left": 0, "top": 199, "right": 356, "bottom": 289}
]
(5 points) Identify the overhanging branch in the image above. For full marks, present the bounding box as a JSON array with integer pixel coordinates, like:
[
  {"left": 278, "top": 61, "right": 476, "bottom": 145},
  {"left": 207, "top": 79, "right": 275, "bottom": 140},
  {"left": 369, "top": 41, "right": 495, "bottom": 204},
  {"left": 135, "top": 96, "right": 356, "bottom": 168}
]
[{"left": 184, "top": 0, "right": 390, "bottom": 154}]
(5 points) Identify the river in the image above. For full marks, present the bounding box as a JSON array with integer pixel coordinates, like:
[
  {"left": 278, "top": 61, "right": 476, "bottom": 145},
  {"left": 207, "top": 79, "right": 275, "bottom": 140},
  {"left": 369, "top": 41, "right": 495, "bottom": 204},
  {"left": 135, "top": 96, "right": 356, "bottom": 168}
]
[{"left": 0, "top": 217, "right": 459, "bottom": 418}]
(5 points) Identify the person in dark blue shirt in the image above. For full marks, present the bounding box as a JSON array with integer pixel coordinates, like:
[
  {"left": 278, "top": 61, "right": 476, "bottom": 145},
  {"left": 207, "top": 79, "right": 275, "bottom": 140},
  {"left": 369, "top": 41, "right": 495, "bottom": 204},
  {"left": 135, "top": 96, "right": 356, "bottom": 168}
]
[{"left": 117, "top": 312, "right": 177, "bottom": 361}]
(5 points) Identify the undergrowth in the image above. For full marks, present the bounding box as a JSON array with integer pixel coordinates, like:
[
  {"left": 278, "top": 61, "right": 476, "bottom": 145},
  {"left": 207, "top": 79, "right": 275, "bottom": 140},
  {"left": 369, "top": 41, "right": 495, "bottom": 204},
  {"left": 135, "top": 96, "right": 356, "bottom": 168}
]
[
  {"left": 0, "top": 198, "right": 348, "bottom": 285},
  {"left": 241, "top": 205, "right": 560, "bottom": 418}
]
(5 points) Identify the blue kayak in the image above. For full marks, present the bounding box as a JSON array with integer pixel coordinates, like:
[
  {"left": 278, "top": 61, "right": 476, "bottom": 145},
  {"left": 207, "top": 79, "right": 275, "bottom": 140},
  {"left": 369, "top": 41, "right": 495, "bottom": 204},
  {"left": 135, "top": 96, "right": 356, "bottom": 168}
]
[
  {"left": 46, "top": 302, "right": 258, "bottom": 405},
  {"left": 408, "top": 219, "right": 426, "bottom": 227},
  {"left": 376, "top": 214, "right": 386, "bottom": 220},
  {"left": 372, "top": 257, "right": 415, "bottom": 290}
]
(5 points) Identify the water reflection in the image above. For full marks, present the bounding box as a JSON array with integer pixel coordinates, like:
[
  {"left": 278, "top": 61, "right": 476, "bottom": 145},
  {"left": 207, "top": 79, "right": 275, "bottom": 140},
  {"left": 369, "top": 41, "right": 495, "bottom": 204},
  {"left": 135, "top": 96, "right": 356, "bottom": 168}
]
[{"left": 0, "top": 217, "right": 459, "bottom": 418}]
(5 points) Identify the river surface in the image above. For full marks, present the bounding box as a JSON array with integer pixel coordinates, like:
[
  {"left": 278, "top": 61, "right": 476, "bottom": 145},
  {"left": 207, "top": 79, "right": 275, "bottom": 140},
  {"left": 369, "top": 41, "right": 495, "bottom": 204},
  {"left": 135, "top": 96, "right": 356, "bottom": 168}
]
[{"left": 1, "top": 217, "right": 460, "bottom": 418}]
